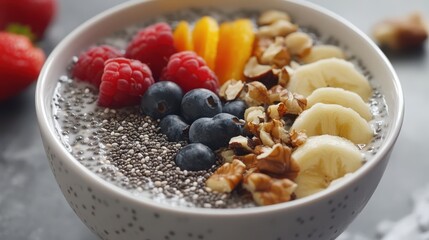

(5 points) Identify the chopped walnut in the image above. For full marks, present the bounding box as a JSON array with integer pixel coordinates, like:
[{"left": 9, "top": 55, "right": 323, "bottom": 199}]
[
  {"left": 219, "top": 79, "right": 245, "bottom": 101},
  {"left": 239, "top": 81, "right": 270, "bottom": 107},
  {"left": 243, "top": 57, "right": 278, "bottom": 89},
  {"left": 235, "top": 154, "right": 258, "bottom": 169},
  {"left": 257, "top": 20, "right": 298, "bottom": 38},
  {"left": 260, "top": 37, "right": 291, "bottom": 68},
  {"left": 289, "top": 129, "right": 307, "bottom": 148},
  {"left": 267, "top": 102, "right": 288, "bottom": 120},
  {"left": 285, "top": 32, "right": 313, "bottom": 57},
  {"left": 373, "top": 12, "right": 428, "bottom": 51},
  {"left": 217, "top": 148, "right": 235, "bottom": 163},
  {"left": 244, "top": 106, "right": 266, "bottom": 124},
  {"left": 229, "top": 135, "right": 256, "bottom": 154},
  {"left": 268, "top": 85, "right": 307, "bottom": 114},
  {"left": 206, "top": 159, "right": 246, "bottom": 193},
  {"left": 243, "top": 172, "right": 297, "bottom": 205},
  {"left": 272, "top": 66, "right": 290, "bottom": 87},
  {"left": 259, "top": 10, "right": 291, "bottom": 25},
  {"left": 261, "top": 119, "right": 290, "bottom": 145},
  {"left": 253, "top": 37, "right": 274, "bottom": 59},
  {"left": 256, "top": 143, "right": 296, "bottom": 176}
]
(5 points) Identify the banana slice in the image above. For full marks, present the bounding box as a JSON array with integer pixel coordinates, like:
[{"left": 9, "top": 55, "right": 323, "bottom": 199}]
[
  {"left": 290, "top": 103, "right": 373, "bottom": 144},
  {"left": 301, "top": 45, "right": 345, "bottom": 64},
  {"left": 292, "top": 135, "right": 363, "bottom": 198},
  {"left": 306, "top": 87, "right": 372, "bottom": 121},
  {"left": 287, "top": 58, "right": 372, "bottom": 100}
]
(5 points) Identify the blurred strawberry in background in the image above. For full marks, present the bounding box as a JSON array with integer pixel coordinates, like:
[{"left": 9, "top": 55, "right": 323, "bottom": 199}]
[
  {"left": 0, "top": 0, "right": 57, "bottom": 40},
  {"left": 0, "top": 0, "right": 56, "bottom": 101},
  {"left": 0, "top": 32, "right": 46, "bottom": 101}
]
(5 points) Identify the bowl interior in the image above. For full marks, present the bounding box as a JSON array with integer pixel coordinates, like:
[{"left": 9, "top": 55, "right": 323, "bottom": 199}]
[{"left": 36, "top": 0, "right": 403, "bottom": 214}]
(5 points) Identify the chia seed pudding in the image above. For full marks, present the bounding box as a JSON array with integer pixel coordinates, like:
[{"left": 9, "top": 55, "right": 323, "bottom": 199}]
[{"left": 51, "top": 8, "right": 389, "bottom": 208}]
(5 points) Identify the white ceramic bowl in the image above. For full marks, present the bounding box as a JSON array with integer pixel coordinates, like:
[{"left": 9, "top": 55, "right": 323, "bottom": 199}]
[{"left": 35, "top": 0, "right": 404, "bottom": 239}]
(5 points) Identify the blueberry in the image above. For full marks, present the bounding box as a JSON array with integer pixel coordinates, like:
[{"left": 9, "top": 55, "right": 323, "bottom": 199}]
[
  {"left": 159, "top": 115, "right": 189, "bottom": 142},
  {"left": 189, "top": 113, "right": 243, "bottom": 150},
  {"left": 222, "top": 100, "right": 247, "bottom": 119},
  {"left": 181, "top": 88, "right": 222, "bottom": 123},
  {"left": 140, "top": 81, "right": 183, "bottom": 119},
  {"left": 175, "top": 143, "right": 216, "bottom": 171}
]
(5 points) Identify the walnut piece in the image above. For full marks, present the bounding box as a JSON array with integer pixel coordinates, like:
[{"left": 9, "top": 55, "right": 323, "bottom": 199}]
[
  {"left": 244, "top": 106, "right": 266, "bottom": 125},
  {"left": 257, "top": 20, "right": 298, "bottom": 38},
  {"left": 229, "top": 135, "right": 255, "bottom": 154},
  {"left": 240, "top": 81, "right": 270, "bottom": 107},
  {"left": 260, "top": 37, "right": 291, "bottom": 68},
  {"left": 235, "top": 153, "right": 258, "bottom": 169},
  {"left": 289, "top": 129, "right": 307, "bottom": 148},
  {"left": 267, "top": 103, "right": 288, "bottom": 120},
  {"left": 268, "top": 85, "right": 307, "bottom": 114},
  {"left": 284, "top": 32, "right": 313, "bottom": 57},
  {"left": 373, "top": 12, "right": 428, "bottom": 50},
  {"left": 243, "top": 57, "right": 278, "bottom": 89},
  {"left": 219, "top": 79, "right": 245, "bottom": 101},
  {"left": 217, "top": 148, "right": 235, "bottom": 163},
  {"left": 259, "top": 10, "right": 291, "bottom": 26},
  {"left": 206, "top": 159, "right": 246, "bottom": 193},
  {"left": 256, "top": 143, "right": 297, "bottom": 176},
  {"left": 243, "top": 172, "right": 297, "bottom": 205}
]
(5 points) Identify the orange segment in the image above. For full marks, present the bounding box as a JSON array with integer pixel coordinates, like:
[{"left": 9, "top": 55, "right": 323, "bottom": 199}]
[
  {"left": 173, "top": 21, "right": 193, "bottom": 52},
  {"left": 192, "top": 16, "right": 219, "bottom": 70},
  {"left": 215, "top": 19, "right": 255, "bottom": 85}
]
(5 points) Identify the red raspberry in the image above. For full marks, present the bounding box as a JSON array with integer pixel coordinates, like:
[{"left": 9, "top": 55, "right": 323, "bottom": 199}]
[
  {"left": 160, "top": 51, "right": 219, "bottom": 93},
  {"left": 98, "top": 57, "right": 154, "bottom": 108},
  {"left": 72, "top": 45, "right": 122, "bottom": 87},
  {"left": 125, "top": 23, "right": 176, "bottom": 80}
]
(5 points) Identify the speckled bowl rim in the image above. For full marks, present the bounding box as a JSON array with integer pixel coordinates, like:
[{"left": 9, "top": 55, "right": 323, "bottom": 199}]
[{"left": 36, "top": 0, "right": 404, "bottom": 216}]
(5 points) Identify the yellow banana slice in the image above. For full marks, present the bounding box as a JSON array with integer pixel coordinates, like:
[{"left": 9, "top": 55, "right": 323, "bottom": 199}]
[
  {"left": 292, "top": 135, "right": 363, "bottom": 198},
  {"left": 290, "top": 103, "right": 373, "bottom": 144},
  {"left": 306, "top": 87, "right": 372, "bottom": 121},
  {"left": 287, "top": 58, "right": 372, "bottom": 100}
]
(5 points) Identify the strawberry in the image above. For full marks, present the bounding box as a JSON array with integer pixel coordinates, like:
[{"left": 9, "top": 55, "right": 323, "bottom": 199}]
[
  {"left": 0, "top": 32, "right": 46, "bottom": 101},
  {"left": 0, "top": 0, "right": 57, "bottom": 40}
]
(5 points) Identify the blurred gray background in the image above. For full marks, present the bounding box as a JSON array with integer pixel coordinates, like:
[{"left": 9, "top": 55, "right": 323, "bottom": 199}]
[{"left": 0, "top": 0, "right": 428, "bottom": 239}]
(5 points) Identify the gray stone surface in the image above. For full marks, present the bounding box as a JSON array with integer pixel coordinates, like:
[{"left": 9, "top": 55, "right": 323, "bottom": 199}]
[{"left": 0, "top": 0, "right": 427, "bottom": 239}]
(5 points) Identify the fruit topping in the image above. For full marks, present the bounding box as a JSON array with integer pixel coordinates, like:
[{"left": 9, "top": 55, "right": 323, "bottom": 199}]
[
  {"left": 140, "top": 81, "right": 183, "bottom": 119},
  {"left": 292, "top": 135, "right": 363, "bottom": 198},
  {"left": 192, "top": 16, "right": 219, "bottom": 70},
  {"left": 189, "top": 113, "right": 243, "bottom": 150},
  {"left": 72, "top": 45, "right": 122, "bottom": 87},
  {"left": 159, "top": 114, "right": 189, "bottom": 142},
  {"left": 173, "top": 21, "right": 193, "bottom": 52},
  {"left": 222, "top": 100, "right": 247, "bottom": 119},
  {"left": 215, "top": 19, "right": 255, "bottom": 85},
  {"left": 160, "top": 51, "right": 219, "bottom": 93},
  {"left": 175, "top": 143, "right": 216, "bottom": 171},
  {"left": 0, "top": 32, "right": 45, "bottom": 101},
  {"left": 125, "top": 22, "right": 176, "bottom": 80},
  {"left": 290, "top": 103, "right": 373, "bottom": 144},
  {"left": 98, "top": 57, "right": 154, "bottom": 108},
  {"left": 287, "top": 58, "right": 372, "bottom": 101},
  {"left": 180, "top": 88, "right": 222, "bottom": 123}
]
